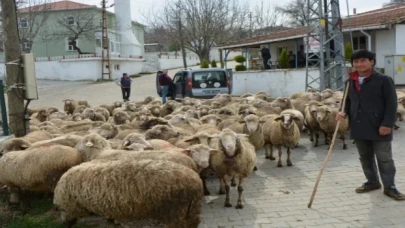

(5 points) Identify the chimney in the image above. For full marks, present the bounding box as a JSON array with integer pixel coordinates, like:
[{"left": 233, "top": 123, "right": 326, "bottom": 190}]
[{"left": 353, "top": 8, "right": 357, "bottom": 15}]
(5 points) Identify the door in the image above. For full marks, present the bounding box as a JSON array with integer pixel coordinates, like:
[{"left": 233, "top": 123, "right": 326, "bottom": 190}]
[
  {"left": 173, "top": 72, "right": 184, "bottom": 99},
  {"left": 156, "top": 70, "right": 163, "bottom": 96}
]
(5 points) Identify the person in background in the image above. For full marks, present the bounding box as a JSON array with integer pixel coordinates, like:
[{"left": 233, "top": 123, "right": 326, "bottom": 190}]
[
  {"left": 115, "top": 73, "right": 132, "bottom": 102},
  {"left": 288, "top": 51, "right": 296, "bottom": 68},
  {"left": 336, "top": 49, "right": 404, "bottom": 200},
  {"left": 261, "top": 45, "right": 271, "bottom": 69},
  {"left": 159, "top": 69, "right": 173, "bottom": 104}
]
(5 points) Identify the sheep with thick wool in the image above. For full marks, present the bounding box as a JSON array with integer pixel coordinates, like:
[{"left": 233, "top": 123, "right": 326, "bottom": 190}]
[
  {"left": 53, "top": 159, "right": 203, "bottom": 228},
  {"left": 0, "top": 145, "right": 83, "bottom": 213},
  {"left": 314, "top": 105, "right": 349, "bottom": 149},
  {"left": 209, "top": 128, "right": 257, "bottom": 209},
  {"left": 263, "top": 113, "right": 301, "bottom": 167},
  {"left": 304, "top": 100, "right": 329, "bottom": 147}
]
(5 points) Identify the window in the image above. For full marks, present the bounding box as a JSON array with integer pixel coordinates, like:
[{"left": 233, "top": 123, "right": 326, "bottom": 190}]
[
  {"left": 67, "top": 16, "right": 75, "bottom": 25},
  {"left": 192, "top": 71, "right": 227, "bottom": 88},
  {"left": 352, "top": 36, "right": 367, "bottom": 50},
  {"left": 22, "top": 41, "right": 30, "bottom": 51},
  {"left": 114, "top": 64, "right": 120, "bottom": 70},
  {"left": 173, "top": 73, "right": 183, "bottom": 83},
  {"left": 95, "top": 39, "right": 101, "bottom": 47},
  {"left": 66, "top": 38, "right": 78, "bottom": 51},
  {"left": 19, "top": 18, "right": 28, "bottom": 28}
]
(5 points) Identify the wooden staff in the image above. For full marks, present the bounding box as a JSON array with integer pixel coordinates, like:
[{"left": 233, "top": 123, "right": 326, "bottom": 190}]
[{"left": 307, "top": 81, "right": 350, "bottom": 208}]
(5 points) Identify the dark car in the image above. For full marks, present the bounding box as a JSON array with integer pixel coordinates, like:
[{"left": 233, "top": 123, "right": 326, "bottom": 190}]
[{"left": 156, "top": 68, "right": 233, "bottom": 100}]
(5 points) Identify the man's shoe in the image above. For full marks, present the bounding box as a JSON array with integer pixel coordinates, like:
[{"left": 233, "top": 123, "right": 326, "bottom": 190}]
[
  {"left": 384, "top": 186, "right": 405, "bottom": 200},
  {"left": 355, "top": 182, "right": 382, "bottom": 193}
]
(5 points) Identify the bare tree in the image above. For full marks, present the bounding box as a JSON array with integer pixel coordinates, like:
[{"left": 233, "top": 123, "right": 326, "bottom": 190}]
[
  {"left": 45, "top": 7, "right": 102, "bottom": 54},
  {"left": 276, "top": 0, "right": 317, "bottom": 27},
  {"left": 17, "top": 0, "right": 51, "bottom": 53},
  {"left": 144, "top": 0, "right": 250, "bottom": 61},
  {"left": 252, "top": 1, "right": 284, "bottom": 36},
  {"left": 383, "top": 0, "right": 405, "bottom": 7}
]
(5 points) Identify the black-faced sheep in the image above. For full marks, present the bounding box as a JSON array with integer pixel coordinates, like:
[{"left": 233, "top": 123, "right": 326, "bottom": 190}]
[{"left": 53, "top": 159, "right": 203, "bottom": 228}]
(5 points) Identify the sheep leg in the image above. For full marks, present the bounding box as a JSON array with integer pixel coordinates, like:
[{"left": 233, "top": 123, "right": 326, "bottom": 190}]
[
  {"left": 309, "top": 128, "right": 314, "bottom": 142},
  {"left": 236, "top": 177, "right": 244, "bottom": 209},
  {"left": 201, "top": 176, "right": 211, "bottom": 195},
  {"left": 218, "top": 177, "right": 226, "bottom": 195},
  {"left": 287, "top": 147, "right": 293, "bottom": 166},
  {"left": 276, "top": 145, "right": 283, "bottom": 167},
  {"left": 324, "top": 131, "right": 330, "bottom": 145},
  {"left": 340, "top": 134, "right": 347, "bottom": 150},
  {"left": 264, "top": 144, "right": 271, "bottom": 159},
  {"left": 19, "top": 191, "right": 31, "bottom": 214},
  {"left": 64, "top": 218, "right": 78, "bottom": 228},
  {"left": 314, "top": 131, "right": 319, "bottom": 147},
  {"left": 269, "top": 144, "right": 275, "bottom": 160},
  {"left": 222, "top": 177, "right": 232, "bottom": 207},
  {"left": 231, "top": 176, "right": 237, "bottom": 187}
]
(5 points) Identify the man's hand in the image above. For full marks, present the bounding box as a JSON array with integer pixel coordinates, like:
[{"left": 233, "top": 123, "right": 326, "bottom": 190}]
[
  {"left": 336, "top": 112, "right": 346, "bottom": 121},
  {"left": 379, "top": 126, "right": 392, "bottom": 136}
]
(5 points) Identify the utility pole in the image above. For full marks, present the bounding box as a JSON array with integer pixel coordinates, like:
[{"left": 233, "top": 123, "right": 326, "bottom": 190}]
[
  {"left": 101, "top": 0, "right": 111, "bottom": 80},
  {"left": 177, "top": 0, "right": 187, "bottom": 69},
  {"left": 1, "top": 0, "right": 26, "bottom": 137}
]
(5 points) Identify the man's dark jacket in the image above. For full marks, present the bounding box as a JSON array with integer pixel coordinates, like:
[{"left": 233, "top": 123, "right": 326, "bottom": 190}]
[
  {"left": 344, "top": 70, "right": 397, "bottom": 141},
  {"left": 261, "top": 47, "right": 271, "bottom": 59}
]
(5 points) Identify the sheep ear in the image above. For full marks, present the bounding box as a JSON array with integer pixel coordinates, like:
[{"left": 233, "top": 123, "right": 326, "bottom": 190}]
[
  {"left": 259, "top": 120, "right": 266, "bottom": 123},
  {"left": 20, "top": 144, "right": 29, "bottom": 149},
  {"left": 210, "top": 149, "right": 219, "bottom": 156},
  {"left": 182, "top": 149, "right": 191, "bottom": 156},
  {"left": 293, "top": 117, "right": 300, "bottom": 121},
  {"left": 236, "top": 133, "right": 248, "bottom": 138},
  {"left": 238, "top": 120, "right": 245, "bottom": 123},
  {"left": 122, "top": 140, "right": 130, "bottom": 147},
  {"left": 183, "top": 137, "right": 195, "bottom": 142},
  {"left": 248, "top": 111, "right": 257, "bottom": 115},
  {"left": 274, "top": 117, "right": 282, "bottom": 121}
]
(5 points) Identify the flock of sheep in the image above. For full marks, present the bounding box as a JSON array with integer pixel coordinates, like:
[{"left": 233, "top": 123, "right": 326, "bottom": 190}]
[{"left": 0, "top": 88, "right": 404, "bottom": 228}]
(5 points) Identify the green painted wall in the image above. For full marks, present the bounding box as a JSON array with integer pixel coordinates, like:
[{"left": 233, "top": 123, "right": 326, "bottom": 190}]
[{"left": 0, "top": 7, "right": 145, "bottom": 60}]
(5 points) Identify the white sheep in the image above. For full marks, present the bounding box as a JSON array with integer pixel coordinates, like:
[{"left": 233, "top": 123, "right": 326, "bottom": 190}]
[
  {"left": 53, "top": 159, "right": 203, "bottom": 228},
  {"left": 209, "top": 128, "right": 257, "bottom": 209}
]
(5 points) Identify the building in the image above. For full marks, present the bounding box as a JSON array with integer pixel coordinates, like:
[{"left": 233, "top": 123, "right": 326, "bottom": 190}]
[
  {"left": 218, "top": 3, "right": 405, "bottom": 69},
  {"left": 0, "top": 0, "right": 145, "bottom": 60}
]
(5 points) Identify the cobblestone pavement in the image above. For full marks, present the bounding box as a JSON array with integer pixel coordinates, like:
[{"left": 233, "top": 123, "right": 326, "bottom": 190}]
[{"left": 22, "top": 64, "right": 405, "bottom": 228}]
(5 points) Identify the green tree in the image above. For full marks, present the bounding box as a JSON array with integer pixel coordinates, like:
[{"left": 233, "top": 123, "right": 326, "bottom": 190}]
[
  {"left": 234, "top": 55, "right": 247, "bottom": 71},
  {"left": 201, "top": 59, "right": 209, "bottom": 68},
  {"left": 278, "top": 48, "right": 289, "bottom": 69},
  {"left": 344, "top": 43, "right": 353, "bottom": 60},
  {"left": 211, "top": 59, "right": 217, "bottom": 67}
]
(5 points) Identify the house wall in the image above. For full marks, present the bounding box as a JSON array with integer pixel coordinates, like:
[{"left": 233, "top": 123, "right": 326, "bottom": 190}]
[
  {"left": 231, "top": 69, "right": 320, "bottom": 97},
  {"left": 375, "top": 28, "right": 396, "bottom": 68},
  {"left": 0, "top": 56, "right": 143, "bottom": 81},
  {"left": 395, "top": 24, "right": 405, "bottom": 54}
]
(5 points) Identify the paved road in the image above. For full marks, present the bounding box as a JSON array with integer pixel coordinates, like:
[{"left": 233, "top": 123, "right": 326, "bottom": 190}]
[{"left": 13, "top": 63, "right": 405, "bottom": 227}]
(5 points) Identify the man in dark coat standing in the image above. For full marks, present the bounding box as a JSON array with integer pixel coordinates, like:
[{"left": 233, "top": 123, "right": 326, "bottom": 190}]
[
  {"left": 115, "top": 73, "right": 132, "bottom": 102},
  {"left": 261, "top": 45, "right": 271, "bottom": 69},
  {"left": 337, "top": 49, "right": 404, "bottom": 200}
]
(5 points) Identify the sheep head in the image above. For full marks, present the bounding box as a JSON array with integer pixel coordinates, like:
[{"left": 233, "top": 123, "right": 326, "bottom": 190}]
[
  {"left": 72, "top": 113, "right": 85, "bottom": 121},
  {"left": 62, "top": 99, "right": 73, "bottom": 105},
  {"left": 275, "top": 114, "right": 299, "bottom": 130},
  {"left": 308, "top": 91, "right": 322, "bottom": 101},
  {"left": 314, "top": 105, "right": 332, "bottom": 122},
  {"left": 271, "top": 97, "right": 292, "bottom": 110},
  {"left": 139, "top": 117, "right": 169, "bottom": 130},
  {"left": 238, "top": 114, "right": 264, "bottom": 134},
  {"left": 184, "top": 109, "right": 200, "bottom": 119},
  {"left": 169, "top": 114, "right": 188, "bottom": 125},
  {"left": 238, "top": 105, "right": 257, "bottom": 117},
  {"left": 75, "top": 133, "right": 110, "bottom": 161},
  {"left": 321, "top": 89, "right": 334, "bottom": 100},
  {"left": 124, "top": 143, "right": 154, "bottom": 152},
  {"left": 82, "top": 108, "right": 96, "bottom": 119},
  {"left": 182, "top": 144, "right": 219, "bottom": 170},
  {"left": 210, "top": 128, "right": 246, "bottom": 158},
  {"left": 323, "top": 98, "right": 341, "bottom": 109},
  {"left": 114, "top": 101, "right": 123, "bottom": 108},
  {"left": 113, "top": 111, "right": 131, "bottom": 124},
  {"left": 182, "top": 97, "right": 192, "bottom": 106},
  {"left": 125, "top": 103, "right": 138, "bottom": 112},
  {"left": 218, "top": 107, "right": 235, "bottom": 116},
  {"left": 198, "top": 105, "right": 210, "bottom": 116},
  {"left": 200, "top": 114, "right": 221, "bottom": 125},
  {"left": 121, "top": 133, "right": 153, "bottom": 149},
  {"left": 150, "top": 100, "right": 162, "bottom": 106},
  {"left": 149, "top": 105, "right": 161, "bottom": 117},
  {"left": 184, "top": 131, "right": 211, "bottom": 145},
  {"left": 145, "top": 125, "right": 180, "bottom": 140},
  {"left": 2, "top": 138, "right": 31, "bottom": 154},
  {"left": 97, "top": 123, "right": 118, "bottom": 139},
  {"left": 211, "top": 101, "right": 222, "bottom": 109},
  {"left": 306, "top": 100, "right": 323, "bottom": 114},
  {"left": 143, "top": 96, "right": 155, "bottom": 104}
]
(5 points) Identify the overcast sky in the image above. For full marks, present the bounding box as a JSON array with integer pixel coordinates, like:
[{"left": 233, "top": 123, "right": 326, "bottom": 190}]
[{"left": 66, "top": 0, "right": 388, "bottom": 24}]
